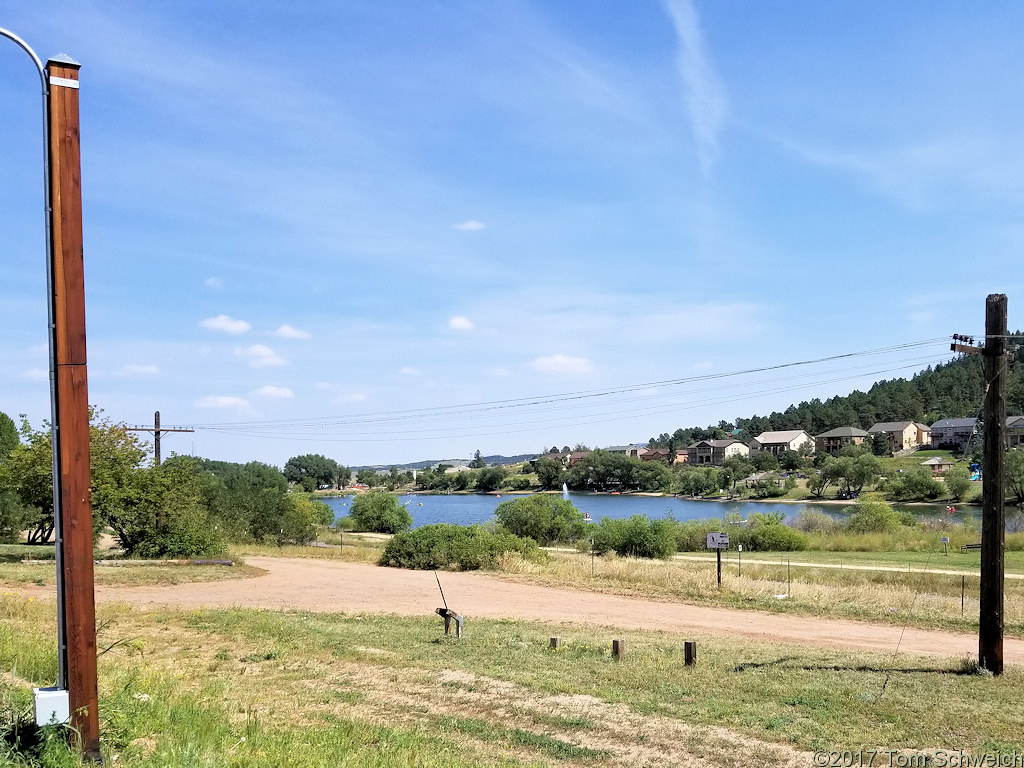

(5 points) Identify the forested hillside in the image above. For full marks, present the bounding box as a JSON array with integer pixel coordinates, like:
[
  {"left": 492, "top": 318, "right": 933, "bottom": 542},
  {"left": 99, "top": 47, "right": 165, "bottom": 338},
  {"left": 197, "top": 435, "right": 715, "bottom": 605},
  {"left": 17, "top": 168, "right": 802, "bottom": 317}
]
[{"left": 651, "top": 335, "right": 1023, "bottom": 449}]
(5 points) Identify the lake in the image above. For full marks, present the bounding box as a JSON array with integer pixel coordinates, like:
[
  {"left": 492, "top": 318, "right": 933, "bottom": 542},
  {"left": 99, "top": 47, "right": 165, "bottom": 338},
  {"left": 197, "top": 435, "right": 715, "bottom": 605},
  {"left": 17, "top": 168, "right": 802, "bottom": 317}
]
[{"left": 322, "top": 493, "right": 967, "bottom": 529}]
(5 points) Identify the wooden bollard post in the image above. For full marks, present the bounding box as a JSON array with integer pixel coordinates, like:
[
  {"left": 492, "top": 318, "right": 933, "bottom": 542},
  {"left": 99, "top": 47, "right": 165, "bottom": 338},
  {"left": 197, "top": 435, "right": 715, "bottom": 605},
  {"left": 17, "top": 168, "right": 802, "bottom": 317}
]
[
  {"left": 549, "top": 637, "right": 562, "bottom": 650},
  {"left": 684, "top": 641, "right": 697, "bottom": 666},
  {"left": 612, "top": 639, "right": 625, "bottom": 660}
]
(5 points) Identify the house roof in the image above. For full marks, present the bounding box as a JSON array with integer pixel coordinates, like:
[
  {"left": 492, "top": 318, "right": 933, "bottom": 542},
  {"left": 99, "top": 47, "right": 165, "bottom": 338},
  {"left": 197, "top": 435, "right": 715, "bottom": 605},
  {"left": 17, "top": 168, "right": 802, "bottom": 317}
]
[
  {"left": 1007, "top": 416, "right": 1024, "bottom": 428},
  {"left": 815, "top": 426, "right": 869, "bottom": 439},
  {"left": 930, "top": 417, "right": 978, "bottom": 429},
  {"left": 920, "top": 457, "right": 954, "bottom": 466},
  {"left": 869, "top": 421, "right": 917, "bottom": 432},
  {"left": 753, "top": 430, "right": 810, "bottom": 444},
  {"left": 687, "top": 439, "right": 745, "bottom": 449}
]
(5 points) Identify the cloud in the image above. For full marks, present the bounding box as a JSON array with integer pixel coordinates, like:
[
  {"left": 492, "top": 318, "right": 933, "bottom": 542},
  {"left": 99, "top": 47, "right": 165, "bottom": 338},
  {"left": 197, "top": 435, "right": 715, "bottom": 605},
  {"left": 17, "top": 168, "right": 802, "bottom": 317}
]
[
  {"left": 528, "top": 354, "right": 595, "bottom": 375},
  {"left": 448, "top": 316, "right": 475, "bottom": 331},
  {"left": 399, "top": 366, "right": 421, "bottom": 376},
  {"left": 200, "top": 314, "right": 251, "bottom": 334},
  {"left": 196, "top": 395, "right": 248, "bottom": 409},
  {"left": 486, "top": 366, "right": 512, "bottom": 377},
  {"left": 204, "top": 277, "right": 223, "bottom": 288},
  {"left": 21, "top": 368, "right": 48, "bottom": 381},
  {"left": 235, "top": 344, "right": 287, "bottom": 368},
  {"left": 453, "top": 220, "right": 486, "bottom": 231},
  {"left": 337, "top": 392, "right": 367, "bottom": 402},
  {"left": 115, "top": 364, "right": 160, "bottom": 377},
  {"left": 313, "top": 382, "right": 334, "bottom": 391},
  {"left": 253, "top": 385, "right": 294, "bottom": 398},
  {"left": 274, "top": 324, "right": 311, "bottom": 339},
  {"left": 662, "top": 0, "right": 728, "bottom": 175}
]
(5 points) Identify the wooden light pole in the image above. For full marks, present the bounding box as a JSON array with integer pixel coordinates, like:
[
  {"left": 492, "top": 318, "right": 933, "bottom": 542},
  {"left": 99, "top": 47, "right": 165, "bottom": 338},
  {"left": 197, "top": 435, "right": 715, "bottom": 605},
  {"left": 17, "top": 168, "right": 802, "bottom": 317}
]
[{"left": 979, "top": 294, "right": 1008, "bottom": 675}]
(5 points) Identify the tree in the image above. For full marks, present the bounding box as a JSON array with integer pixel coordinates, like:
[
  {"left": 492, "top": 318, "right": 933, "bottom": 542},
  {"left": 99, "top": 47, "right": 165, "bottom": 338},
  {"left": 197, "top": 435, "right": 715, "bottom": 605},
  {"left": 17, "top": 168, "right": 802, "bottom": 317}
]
[
  {"left": 284, "top": 453, "right": 339, "bottom": 491},
  {"left": 0, "top": 411, "right": 18, "bottom": 460},
  {"left": 0, "top": 490, "right": 32, "bottom": 544},
  {"left": 469, "top": 450, "right": 486, "bottom": 469},
  {"left": 751, "top": 451, "right": 780, "bottom": 471},
  {"left": 350, "top": 490, "right": 412, "bottom": 533},
  {"left": 779, "top": 450, "right": 802, "bottom": 471},
  {"left": 534, "top": 457, "right": 564, "bottom": 490},
  {"left": 494, "top": 495, "right": 585, "bottom": 544},
  {"left": 474, "top": 466, "right": 507, "bottom": 492},
  {"left": 0, "top": 411, "right": 148, "bottom": 544},
  {"left": 943, "top": 466, "right": 972, "bottom": 502},
  {"left": 846, "top": 493, "right": 901, "bottom": 533},
  {"left": 870, "top": 432, "right": 890, "bottom": 456},
  {"left": 1006, "top": 449, "right": 1024, "bottom": 504}
]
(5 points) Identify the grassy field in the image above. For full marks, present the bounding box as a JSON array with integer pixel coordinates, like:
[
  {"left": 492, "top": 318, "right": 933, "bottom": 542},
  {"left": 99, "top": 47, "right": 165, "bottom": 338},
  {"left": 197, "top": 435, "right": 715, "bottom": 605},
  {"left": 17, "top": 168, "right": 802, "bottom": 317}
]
[{"left": 2, "top": 593, "right": 1022, "bottom": 767}]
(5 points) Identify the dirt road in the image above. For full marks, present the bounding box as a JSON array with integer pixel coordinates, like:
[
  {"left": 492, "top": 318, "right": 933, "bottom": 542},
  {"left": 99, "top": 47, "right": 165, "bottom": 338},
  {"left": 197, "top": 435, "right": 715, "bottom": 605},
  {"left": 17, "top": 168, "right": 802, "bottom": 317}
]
[{"left": 79, "top": 556, "right": 1023, "bottom": 664}]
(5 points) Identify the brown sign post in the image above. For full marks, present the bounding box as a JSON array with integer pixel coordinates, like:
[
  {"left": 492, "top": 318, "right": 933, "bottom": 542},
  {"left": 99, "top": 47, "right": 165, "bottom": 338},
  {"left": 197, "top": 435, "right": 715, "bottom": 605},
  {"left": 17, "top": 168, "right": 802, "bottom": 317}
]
[{"left": 47, "top": 55, "right": 102, "bottom": 759}]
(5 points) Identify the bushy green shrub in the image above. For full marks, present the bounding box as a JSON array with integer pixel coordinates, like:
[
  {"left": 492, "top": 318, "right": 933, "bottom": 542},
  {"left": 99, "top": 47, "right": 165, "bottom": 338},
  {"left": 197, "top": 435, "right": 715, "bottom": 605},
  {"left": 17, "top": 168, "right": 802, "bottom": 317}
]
[
  {"left": 672, "top": 519, "right": 724, "bottom": 551},
  {"left": 846, "top": 493, "right": 901, "bottom": 533},
  {"left": 592, "top": 515, "right": 676, "bottom": 559},
  {"left": 380, "top": 524, "right": 541, "bottom": 570},
  {"left": 741, "top": 522, "right": 809, "bottom": 551},
  {"left": 501, "top": 476, "right": 532, "bottom": 491},
  {"left": 350, "top": 491, "right": 413, "bottom": 534},
  {"left": 790, "top": 509, "right": 840, "bottom": 534},
  {"left": 494, "top": 494, "right": 585, "bottom": 544}
]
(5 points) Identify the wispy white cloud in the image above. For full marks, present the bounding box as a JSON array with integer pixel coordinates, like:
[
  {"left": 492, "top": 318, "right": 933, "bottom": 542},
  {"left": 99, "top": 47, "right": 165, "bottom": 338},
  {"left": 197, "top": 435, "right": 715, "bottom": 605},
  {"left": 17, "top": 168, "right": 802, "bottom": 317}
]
[
  {"left": 313, "top": 382, "right": 334, "bottom": 391},
  {"left": 204, "top": 277, "right": 223, "bottom": 289},
  {"left": 235, "top": 344, "right": 287, "bottom": 368},
  {"left": 200, "top": 314, "right": 251, "bottom": 334},
  {"left": 115, "top": 364, "right": 160, "bottom": 377},
  {"left": 196, "top": 395, "right": 248, "bottom": 409},
  {"left": 253, "top": 385, "right": 294, "bottom": 398},
  {"left": 662, "top": 0, "right": 728, "bottom": 175},
  {"left": 453, "top": 220, "right": 486, "bottom": 231},
  {"left": 528, "top": 354, "right": 595, "bottom": 375},
  {"left": 448, "top": 316, "right": 475, "bottom": 331},
  {"left": 274, "top": 324, "right": 311, "bottom": 340},
  {"left": 399, "top": 366, "right": 421, "bottom": 376}
]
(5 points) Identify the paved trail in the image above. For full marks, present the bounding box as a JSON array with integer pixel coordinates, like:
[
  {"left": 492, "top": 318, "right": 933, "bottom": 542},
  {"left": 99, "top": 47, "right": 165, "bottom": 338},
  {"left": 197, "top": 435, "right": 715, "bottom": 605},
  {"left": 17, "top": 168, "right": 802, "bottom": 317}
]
[{"left": 74, "top": 557, "right": 1023, "bottom": 664}]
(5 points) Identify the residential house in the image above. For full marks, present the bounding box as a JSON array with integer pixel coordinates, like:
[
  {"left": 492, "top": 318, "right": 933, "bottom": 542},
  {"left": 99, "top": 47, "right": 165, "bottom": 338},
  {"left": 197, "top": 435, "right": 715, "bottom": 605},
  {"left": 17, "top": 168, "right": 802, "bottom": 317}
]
[
  {"left": 814, "top": 426, "right": 869, "bottom": 455},
  {"left": 686, "top": 439, "right": 750, "bottom": 466},
  {"left": 1007, "top": 416, "right": 1024, "bottom": 449},
  {"left": 749, "top": 430, "right": 814, "bottom": 456},
  {"left": 868, "top": 422, "right": 932, "bottom": 453},
  {"left": 626, "top": 446, "right": 672, "bottom": 464},
  {"left": 920, "top": 456, "right": 955, "bottom": 475},
  {"left": 930, "top": 418, "right": 978, "bottom": 451}
]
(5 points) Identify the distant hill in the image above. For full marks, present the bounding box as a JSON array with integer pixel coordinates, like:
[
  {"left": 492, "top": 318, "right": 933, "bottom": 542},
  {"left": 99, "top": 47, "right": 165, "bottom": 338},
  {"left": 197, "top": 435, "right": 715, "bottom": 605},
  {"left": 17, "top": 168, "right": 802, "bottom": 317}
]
[{"left": 352, "top": 453, "right": 539, "bottom": 472}]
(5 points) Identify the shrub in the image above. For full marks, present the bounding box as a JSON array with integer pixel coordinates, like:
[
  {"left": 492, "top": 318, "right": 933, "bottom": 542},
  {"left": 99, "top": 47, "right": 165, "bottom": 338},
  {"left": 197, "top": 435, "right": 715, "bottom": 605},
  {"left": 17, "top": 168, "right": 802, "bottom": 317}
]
[
  {"left": 742, "top": 522, "right": 809, "bottom": 551},
  {"left": 380, "top": 524, "right": 541, "bottom": 570},
  {"left": 672, "top": 519, "right": 725, "bottom": 551},
  {"left": 846, "top": 493, "right": 901, "bottom": 533},
  {"left": 501, "top": 476, "right": 531, "bottom": 491},
  {"left": 350, "top": 491, "right": 413, "bottom": 534},
  {"left": 592, "top": 515, "right": 676, "bottom": 559},
  {"left": 790, "top": 509, "right": 839, "bottom": 534},
  {"left": 494, "top": 495, "right": 585, "bottom": 544}
]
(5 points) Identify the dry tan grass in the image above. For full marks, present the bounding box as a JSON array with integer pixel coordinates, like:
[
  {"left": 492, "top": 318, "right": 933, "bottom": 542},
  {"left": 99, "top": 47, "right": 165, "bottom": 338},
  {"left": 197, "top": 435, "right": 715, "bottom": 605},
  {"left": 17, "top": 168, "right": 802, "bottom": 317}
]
[{"left": 495, "top": 550, "right": 1024, "bottom": 633}]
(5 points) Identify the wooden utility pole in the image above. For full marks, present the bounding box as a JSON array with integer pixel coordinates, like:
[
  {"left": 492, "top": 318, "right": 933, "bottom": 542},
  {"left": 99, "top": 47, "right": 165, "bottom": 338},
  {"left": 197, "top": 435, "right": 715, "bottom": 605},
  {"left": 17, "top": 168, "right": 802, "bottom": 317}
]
[
  {"left": 980, "top": 294, "right": 1008, "bottom": 675},
  {"left": 47, "top": 55, "right": 101, "bottom": 759},
  {"left": 126, "top": 411, "right": 194, "bottom": 465}
]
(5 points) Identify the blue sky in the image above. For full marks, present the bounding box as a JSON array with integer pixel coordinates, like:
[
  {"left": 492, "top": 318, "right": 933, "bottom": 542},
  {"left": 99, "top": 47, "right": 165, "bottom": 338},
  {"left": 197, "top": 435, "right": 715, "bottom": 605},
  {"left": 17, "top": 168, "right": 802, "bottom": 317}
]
[{"left": 2, "top": 1, "right": 1021, "bottom": 466}]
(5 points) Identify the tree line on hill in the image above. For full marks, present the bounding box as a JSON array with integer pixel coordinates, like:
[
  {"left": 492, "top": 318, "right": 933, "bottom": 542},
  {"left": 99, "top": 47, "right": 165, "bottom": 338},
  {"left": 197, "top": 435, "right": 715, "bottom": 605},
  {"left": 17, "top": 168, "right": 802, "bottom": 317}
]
[{"left": 644, "top": 348, "right": 1023, "bottom": 455}]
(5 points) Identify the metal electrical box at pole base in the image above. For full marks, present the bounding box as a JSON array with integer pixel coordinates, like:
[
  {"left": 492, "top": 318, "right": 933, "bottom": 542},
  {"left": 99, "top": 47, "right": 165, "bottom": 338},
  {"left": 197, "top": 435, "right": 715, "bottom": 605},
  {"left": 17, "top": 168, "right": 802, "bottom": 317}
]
[{"left": 33, "top": 687, "right": 70, "bottom": 727}]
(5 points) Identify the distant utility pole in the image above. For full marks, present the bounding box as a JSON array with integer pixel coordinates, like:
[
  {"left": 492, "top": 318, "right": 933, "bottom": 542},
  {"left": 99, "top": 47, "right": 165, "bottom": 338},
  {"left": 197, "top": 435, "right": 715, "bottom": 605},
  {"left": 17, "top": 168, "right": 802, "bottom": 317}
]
[
  {"left": 980, "top": 295, "right": 1008, "bottom": 674},
  {"left": 127, "top": 411, "right": 194, "bottom": 465}
]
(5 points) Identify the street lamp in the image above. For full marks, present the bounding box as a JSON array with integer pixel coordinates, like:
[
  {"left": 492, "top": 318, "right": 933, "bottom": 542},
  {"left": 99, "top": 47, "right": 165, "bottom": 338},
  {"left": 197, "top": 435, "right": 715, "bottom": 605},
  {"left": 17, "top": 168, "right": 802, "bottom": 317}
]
[{"left": 1, "top": 27, "right": 100, "bottom": 761}]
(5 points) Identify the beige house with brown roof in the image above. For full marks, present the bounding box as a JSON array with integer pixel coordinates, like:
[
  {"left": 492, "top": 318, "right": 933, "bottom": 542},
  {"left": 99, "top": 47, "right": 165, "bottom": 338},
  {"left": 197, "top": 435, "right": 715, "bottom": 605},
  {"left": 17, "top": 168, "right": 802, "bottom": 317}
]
[
  {"left": 814, "top": 426, "right": 869, "bottom": 455},
  {"left": 868, "top": 421, "right": 931, "bottom": 453},
  {"left": 749, "top": 430, "right": 814, "bottom": 456}
]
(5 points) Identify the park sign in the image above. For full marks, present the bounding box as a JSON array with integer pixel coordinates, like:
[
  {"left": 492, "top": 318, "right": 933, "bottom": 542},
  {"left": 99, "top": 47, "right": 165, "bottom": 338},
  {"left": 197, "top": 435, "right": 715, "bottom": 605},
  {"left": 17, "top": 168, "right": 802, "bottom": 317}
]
[{"left": 706, "top": 532, "right": 729, "bottom": 549}]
